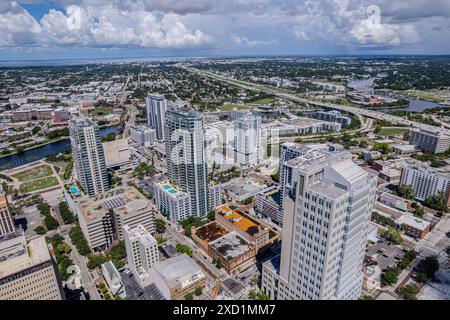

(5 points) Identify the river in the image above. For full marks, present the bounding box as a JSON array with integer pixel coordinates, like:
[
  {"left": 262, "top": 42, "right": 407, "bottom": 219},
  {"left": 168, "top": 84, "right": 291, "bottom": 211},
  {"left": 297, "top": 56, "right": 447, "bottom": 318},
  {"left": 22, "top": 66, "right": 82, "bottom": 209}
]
[
  {"left": 348, "top": 77, "right": 441, "bottom": 113},
  {"left": 0, "top": 125, "right": 122, "bottom": 170}
]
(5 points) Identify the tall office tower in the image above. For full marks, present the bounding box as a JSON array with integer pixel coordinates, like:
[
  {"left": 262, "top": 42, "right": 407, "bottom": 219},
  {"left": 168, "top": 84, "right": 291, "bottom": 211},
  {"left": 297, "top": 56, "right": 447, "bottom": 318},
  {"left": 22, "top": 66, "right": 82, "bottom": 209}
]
[
  {"left": 0, "top": 231, "right": 63, "bottom": 300},
  {"left": 234, "top": 116, "right": 262, "bottom": 167},
  {"left": 146, "top": 93, "right": 168, "bottom": 141},
  {"left": 279, "top": 143, "right": 330, "bottom": 216},
  {"left": 0, "top": 192, "right": 15, "bottom": 236},
  {"left": 123, "top": 224, "right": 159, "bottom": 286},
  {"left": 261, "top": 150, "right": 377, "bottom": 300},
  {"left": 164, "top": 107, "right": 209, "bottom": 218},
  {"left": 69, "top": 117, "right": 109, "bottom": 197}
]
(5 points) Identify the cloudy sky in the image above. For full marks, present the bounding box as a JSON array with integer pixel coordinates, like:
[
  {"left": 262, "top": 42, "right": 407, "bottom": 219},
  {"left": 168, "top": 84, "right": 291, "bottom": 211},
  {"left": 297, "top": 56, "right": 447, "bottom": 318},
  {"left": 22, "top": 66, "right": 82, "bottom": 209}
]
[{"left": 0, "top": 0, "right": 449, "bottom": 60}]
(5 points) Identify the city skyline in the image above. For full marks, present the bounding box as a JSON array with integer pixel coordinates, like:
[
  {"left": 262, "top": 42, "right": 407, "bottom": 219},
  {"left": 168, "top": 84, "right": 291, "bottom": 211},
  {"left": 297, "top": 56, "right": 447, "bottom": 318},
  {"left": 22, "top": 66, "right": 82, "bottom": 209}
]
[{"left": 0, "top": 0, "right": 450, "bottom": 62}]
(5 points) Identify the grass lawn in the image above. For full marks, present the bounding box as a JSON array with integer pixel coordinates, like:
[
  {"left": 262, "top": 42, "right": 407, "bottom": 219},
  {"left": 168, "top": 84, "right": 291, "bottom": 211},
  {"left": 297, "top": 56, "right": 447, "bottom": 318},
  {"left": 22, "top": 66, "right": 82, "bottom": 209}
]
[
  {"left": 221, "top": 104, "right": 250, "bottom": 111},
  {"left": 48, "top": 161, "right": 68, "bottom": 175},
  {"left": 92, "top": 108, "right": 114, "bottom": 116},
  {"left": 378, "top": 127, "right": 410, "bottom": 136},
  {"left": 19, "top": 176, "right": 59, "bottom": 193},
  {"left": 12, "top": 164, "right": 53, "bottom": 182},
  {"left": 252, "top": 98, "right": 275, "bottom": 105}
]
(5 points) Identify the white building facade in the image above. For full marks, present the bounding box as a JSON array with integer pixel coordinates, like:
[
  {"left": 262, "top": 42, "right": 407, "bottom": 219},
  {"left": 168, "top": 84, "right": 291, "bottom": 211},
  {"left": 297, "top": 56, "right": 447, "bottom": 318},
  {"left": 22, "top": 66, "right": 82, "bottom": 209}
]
[
  {"left": 234, "top": 116, "right": 262, "bottom": 167},
  {"left": 262, "top": 150, "right": 377, "bottom": 300}
]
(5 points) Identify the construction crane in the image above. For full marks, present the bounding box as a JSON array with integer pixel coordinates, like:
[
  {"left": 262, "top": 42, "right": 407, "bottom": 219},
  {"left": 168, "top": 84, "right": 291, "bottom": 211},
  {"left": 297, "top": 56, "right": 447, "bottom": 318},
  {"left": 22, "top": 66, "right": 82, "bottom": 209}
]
[{"left": 211, "top": 278, "right": 222, "bottom": 300}]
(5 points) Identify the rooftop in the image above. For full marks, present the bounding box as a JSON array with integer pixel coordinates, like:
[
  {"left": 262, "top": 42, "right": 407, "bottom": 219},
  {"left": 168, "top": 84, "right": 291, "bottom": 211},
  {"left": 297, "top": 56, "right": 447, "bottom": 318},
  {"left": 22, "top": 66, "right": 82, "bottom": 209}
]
[
  {"left": 218, "top": 205, "right": 260, "bottom": 236},
  {"left": 153, "top": 254, "right": 205, "bottom": 289},
  {"left": 123, "top": 224, "right": 157, "bottom": 247},
  {"left": 396, "top": 214, "right": 431, "bottom": 231},
  {"left": 210, "top": 232, "right": 252, "bottom": 260},
  {"left": 76, "top": 187, "right": 151, "bottom": 221},
  {"left": 0, "top": 232, "right": 51, "bottom": 280},
  {"left": 103, "top": 139, "right": 131, "bottom": 168},
  {"left": 156, "top": 180, "right": 189, "bottom": 198},
  {"left": 307, "top": 180, "right": 347, "bottom": 200},
  {"left": 194, "top": 221, "right": 229, "bottom": 243}
]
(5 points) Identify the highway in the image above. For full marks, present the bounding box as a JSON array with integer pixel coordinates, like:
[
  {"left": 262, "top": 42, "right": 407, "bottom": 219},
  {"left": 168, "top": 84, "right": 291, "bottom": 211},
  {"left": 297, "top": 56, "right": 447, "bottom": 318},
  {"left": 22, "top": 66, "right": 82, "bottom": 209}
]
[{"left": 179, "top": 65, "right": 450, "bottom": 136}]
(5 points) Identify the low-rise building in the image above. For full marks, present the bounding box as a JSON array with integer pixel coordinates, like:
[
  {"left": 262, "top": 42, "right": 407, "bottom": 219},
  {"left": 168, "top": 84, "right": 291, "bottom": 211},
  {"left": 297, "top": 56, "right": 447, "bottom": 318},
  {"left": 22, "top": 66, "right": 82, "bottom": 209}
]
[
  {"left": 101, "top": 261, "right": 126, "bottom": 298},
  {"left": 150, "top": 254, "right": 206, "bottom": 300},
  {"left": 215, "top": 204, "right": 279, "bottom": 251},
  {"left": 397, "top": 214, "right": 431, "bottom": 239},
  {"left": 392, "top": 144, "right": 416, "bottom": 156}
]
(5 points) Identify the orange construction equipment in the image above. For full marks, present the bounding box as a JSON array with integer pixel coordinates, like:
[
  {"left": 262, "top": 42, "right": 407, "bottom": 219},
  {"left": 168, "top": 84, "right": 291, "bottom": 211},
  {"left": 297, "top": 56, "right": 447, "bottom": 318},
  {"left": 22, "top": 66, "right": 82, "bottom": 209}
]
[{"left": 211, "top": 278, "right": 222, "bottom": 300}]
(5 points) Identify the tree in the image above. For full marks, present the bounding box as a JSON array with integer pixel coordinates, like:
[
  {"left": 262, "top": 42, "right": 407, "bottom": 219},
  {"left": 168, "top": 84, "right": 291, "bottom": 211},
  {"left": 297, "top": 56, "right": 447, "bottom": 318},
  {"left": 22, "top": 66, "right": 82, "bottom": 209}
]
[
  {"left": 215, "top": 257, "right": 222, "bottom": 269},
  {"left": 87, "top": 254, "right": 108, "bottom": 270},
  {"left": 184, "top": 293, "right": 194, "bottom": 300},
  {"left": 380, "top": 227, "right": 403, "bottom": 244},
  {"left": 413, "top": 205, "right": 425, "bottom": 218},
  {"left": 417, "top": 256, "right": 439, "bottom": 280},
  {"left": 69, "top": 224, "right": 91, "bottom": 256},
  {"left": 381, "top": 267, "right": 400, "bottom": 286},
  {"left": 155, "top": 219, "right": 166, "bottom": 233},
  {"left": 59, "top": 201, "right": 75, "bottom": 224},
  {"left": 396, "top": 185, "right": 415, "bottom": 200},
  {"left": 32, "top": 126, "right": 41, "bottom": 135},
  {"left": 399, "top": 284, "right": 419, "bottom": 300},
  {"left": 415, "top": 272, "right": 429, "bottom": 283},
  {"left": 207, "top": 210, "right": 216, "bottom": 221},
  {"left": 44, "top": 215, "right": 60, "bottom": 230},
  {"left": 243, "top": 197, "right": 253, "bottom": 205},
  {"left": 37, "top": 202, "right": 51, "bottom": 216},
  {"left": 423, "top": 192, "right": 449, "bottom": 213},
  {"left": 34, "top": 225, "right": 47, "bottom": 235},
  {"left": 176, "top": 243, "right": 193, "bottom": 257},
  {"left": 194, "top": 287, "right": 203, "bottom": 296}
]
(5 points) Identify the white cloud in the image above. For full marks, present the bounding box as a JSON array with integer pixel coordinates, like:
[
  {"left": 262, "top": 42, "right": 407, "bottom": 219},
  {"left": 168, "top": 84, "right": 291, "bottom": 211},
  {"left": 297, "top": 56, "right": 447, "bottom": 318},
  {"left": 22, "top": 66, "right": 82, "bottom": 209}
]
[{"left": 0, "top": 1, "right": 214, "bottom": 49}]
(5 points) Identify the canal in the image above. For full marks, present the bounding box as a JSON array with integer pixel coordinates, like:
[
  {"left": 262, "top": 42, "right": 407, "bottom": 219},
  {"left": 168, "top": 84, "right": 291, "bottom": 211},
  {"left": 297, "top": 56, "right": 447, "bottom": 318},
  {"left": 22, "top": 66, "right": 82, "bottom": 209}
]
[{"left": 0, "top": 125, "right": 122, "bottom": 170}]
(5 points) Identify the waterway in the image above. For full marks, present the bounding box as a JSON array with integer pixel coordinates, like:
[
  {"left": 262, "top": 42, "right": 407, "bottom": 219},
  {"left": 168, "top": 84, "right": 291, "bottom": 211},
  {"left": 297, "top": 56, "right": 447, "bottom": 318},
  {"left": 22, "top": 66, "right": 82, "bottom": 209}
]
[
  {"left": 0, "top": 125, "right": 122, "bottom": 170},
  {"left": 348, "top": 77, "right": 441, "bottom": 113}
]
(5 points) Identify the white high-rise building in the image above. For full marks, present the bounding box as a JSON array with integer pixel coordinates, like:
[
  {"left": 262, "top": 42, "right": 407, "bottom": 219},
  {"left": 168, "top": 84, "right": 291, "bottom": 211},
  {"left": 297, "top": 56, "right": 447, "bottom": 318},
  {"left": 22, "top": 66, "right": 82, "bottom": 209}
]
[
  {"left": 123, "top": 224, "right": 159, "bottom": 287},
  {"left": 234, "top": 116, "right": 262, "bottom": 167},
  {"left": 400, "top": 164, "right": 450, "bottom": 204},
  {"left": 69, "top": 117, "right": 109, "bottom": 197},
  {"left": 278, "top": 143, "right": 331, "bottom": 220},
  {"left": 130, "top": 125, "right": 157, "bottom": 147},
  {"left": 146, "top": 93, "right": 168, "bottom": 141},
  {"left": 261, "top": 149, "right": 377, "bottom": 300}
]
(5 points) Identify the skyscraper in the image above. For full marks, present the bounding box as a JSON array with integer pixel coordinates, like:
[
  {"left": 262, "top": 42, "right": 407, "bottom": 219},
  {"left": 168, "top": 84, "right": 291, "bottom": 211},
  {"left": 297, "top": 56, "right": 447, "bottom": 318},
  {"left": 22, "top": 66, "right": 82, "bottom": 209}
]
[
  {"left": 278, "top": 143, "right": 330, "bottom": 220},
  {"left": 69, "top": 117, "right": 109, "bottom": 197},
  {"left": 0, "top": 192, "right": 14, "bottom": 236},
  {"left": 164, "top": 107, "right": 209, "bottom": 218},
  {"left": 234, "top": 115, "right": 262, "bottom": 167},
  {"left": 146, "top": 93, "right": 168, "bottom": 141},
  {"left": 261, "top": 149, "right": 377, "bottom": 300}
]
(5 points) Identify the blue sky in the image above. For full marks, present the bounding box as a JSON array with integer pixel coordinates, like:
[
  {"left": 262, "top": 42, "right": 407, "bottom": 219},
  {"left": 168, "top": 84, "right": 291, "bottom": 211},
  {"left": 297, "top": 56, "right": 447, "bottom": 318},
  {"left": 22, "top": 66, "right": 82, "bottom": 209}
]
[{"left": 0, "top": 1, "right": 449, "bottom": 60}]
